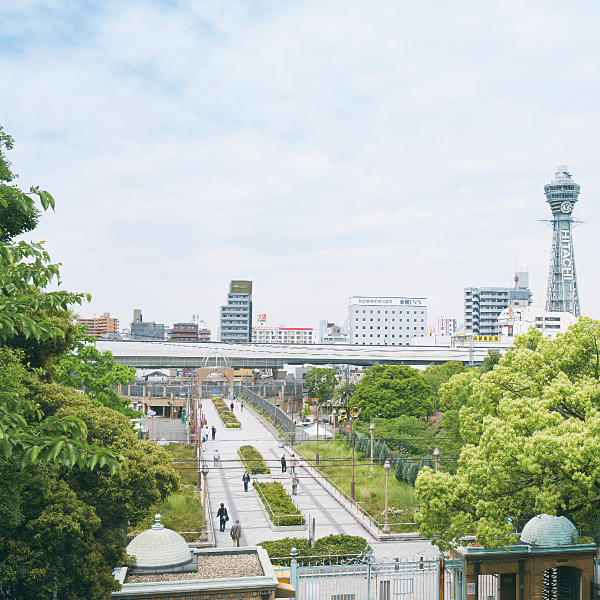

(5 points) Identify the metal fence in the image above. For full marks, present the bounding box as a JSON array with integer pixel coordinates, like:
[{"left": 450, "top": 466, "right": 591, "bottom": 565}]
[{"left": 284, "top": 548, "right": 465, "bottom": 600}]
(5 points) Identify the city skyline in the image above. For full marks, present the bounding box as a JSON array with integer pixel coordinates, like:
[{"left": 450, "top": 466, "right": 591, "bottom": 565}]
[{"left": 2, "top": 2, "right": 599, "bottom": 333}]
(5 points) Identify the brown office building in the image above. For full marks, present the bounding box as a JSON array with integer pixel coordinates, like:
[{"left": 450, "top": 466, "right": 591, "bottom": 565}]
[
  {"left": 77, "top": 312, "right": 119, "bottom": 339},
  {"left": 171, "top": 323, "right": 199, "bottom": 342}
]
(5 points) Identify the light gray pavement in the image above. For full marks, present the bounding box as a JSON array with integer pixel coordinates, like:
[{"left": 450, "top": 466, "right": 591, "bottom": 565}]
[{"left": 198, "top": 397, "right": 438, "bottom": 560}]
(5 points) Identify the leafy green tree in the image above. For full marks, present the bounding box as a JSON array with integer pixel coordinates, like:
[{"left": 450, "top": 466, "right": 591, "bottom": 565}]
[
  {"left": 353, "top": 365, "right": 433, "bottom": 421},
  {"left": 332, "top": 381, "right": 357, "bottom": 410},
  {"left": 423, "top": 361, "right": 466, "bottom": 400},
  {"left": 415, "top": 320, "right": 600, "bottom": 550},
  {"left": 56, "top": 337, "right": 137, "bottom": 415},
  {"left": 305, "top": 368, "right": 338, "bottom": 409},
  {"left": 0, "top": 126, "right": 40, "bottom": 243}
]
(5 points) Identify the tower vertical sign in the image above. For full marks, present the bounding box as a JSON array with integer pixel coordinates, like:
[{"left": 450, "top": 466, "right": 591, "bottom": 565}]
[{"left": 544, "top": 166, "right": 581, "bottom": 317}]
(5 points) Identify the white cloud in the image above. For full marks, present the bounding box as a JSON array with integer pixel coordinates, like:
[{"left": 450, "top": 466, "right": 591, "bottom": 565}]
[{"left": 1, "top": 0, "right": 599, "bottom": 334}]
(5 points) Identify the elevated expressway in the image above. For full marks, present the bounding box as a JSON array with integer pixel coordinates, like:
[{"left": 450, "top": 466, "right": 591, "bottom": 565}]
[{"left": 96, "top": 340, "right": 512, "bottom": 369}]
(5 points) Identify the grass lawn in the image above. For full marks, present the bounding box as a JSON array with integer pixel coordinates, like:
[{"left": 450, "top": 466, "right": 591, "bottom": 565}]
[
  {"left": 130, "top": 443, "right": 204, "bottom": 542},
  {"left": 296, "top": 441, "right": 418, "bottom": 533}
]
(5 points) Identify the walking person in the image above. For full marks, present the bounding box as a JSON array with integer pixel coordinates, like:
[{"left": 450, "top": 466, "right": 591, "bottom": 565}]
[
  {"left": 281, "top": 454, "right": 287, "bottom": 473},
  {"left": 242, "top": 471, "right": 250, "bottom": 492},
  {"left": 217, "top": 503, "right": 229, "bottom": 532},
  {"left": 230, "top": 520, "right": 242, "bottom": 547},
  {"left": 241, "top": 401, "right": 244, "bottom": 411},
  {"left": 211, "top": 425, "right": 216, "bottom": 441},
  {"left": 213, "top": 449, "right": 220, "bottom": 468},
  {"left": 230, "top": 401, "right": 234, "bottom": 412},
  {"left": 289, "top": 454, "right": 296, "bottom": 474},
  {"left": 291, "top": 473, "right": 299, "bottom": 495}
]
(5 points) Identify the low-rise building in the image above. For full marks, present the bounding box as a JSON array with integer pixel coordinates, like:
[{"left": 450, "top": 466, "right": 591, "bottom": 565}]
[
  {"left": 171, "top": 322, "right": 198, "bottom": 342},
  {"left": 131, "top": 309, "right": 165, "bottom": 341},
  {"left": 497, "top": 306, "right": 576, "bottom": 338},
  {"left": 253, "top": 326, "right": 313, "bottom": 344},
  {"left": 77, "top": 312, "right": 119, "bottom": 339}
]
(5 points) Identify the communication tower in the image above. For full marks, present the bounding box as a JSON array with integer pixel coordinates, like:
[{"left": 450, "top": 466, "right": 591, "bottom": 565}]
[{"left": 543, "top": 166, "right": 581, "bottom": 316}]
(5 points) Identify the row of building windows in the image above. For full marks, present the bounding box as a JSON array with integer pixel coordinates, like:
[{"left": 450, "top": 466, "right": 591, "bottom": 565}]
[
  {"left": 355, "top": 334, "right": 425, "bottom": 338},
  {"left": 354, "top": 310, "right": 425, "bottom": 315},
  {"left": 355, "top": 318, "right": 424, "bottom": 322},
  {"left": 358, "top": 326, "right": 424, "bottom": 330}
]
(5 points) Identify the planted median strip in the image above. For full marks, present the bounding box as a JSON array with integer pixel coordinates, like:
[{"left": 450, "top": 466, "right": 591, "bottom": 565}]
[
  {"left": 238, "top": 445, "right": 270, "bottom": 474},
  {"left": 253, "top": 481, "right": 305, "bottom": 527},
  {"left": 212, "top": 397, "right": 241, "bottom": 428}
]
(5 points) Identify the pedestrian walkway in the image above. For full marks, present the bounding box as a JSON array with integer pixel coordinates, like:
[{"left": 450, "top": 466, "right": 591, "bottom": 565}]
[{"left": 200, "top": 397, "right": 437, "bottom": 559}]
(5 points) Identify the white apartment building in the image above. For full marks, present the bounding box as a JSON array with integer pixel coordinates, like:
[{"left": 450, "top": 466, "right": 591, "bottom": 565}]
[
  {"left": 497, "top": 306, "right": 576, "bottom": 338},
  {"left": 252, "top": 326, "right": 313, "bottom": 344},
  {"left": 348, "top": 296, "right": 427, "bottom": 346}
]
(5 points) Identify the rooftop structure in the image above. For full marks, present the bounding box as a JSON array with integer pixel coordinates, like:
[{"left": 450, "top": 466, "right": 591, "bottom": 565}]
[
  {"left": 497, "top": 305, "right": 576, "bottom": 338},
  {"left": 130, "top": 309, "right": 165, "bottom": 341},
  {"left": 544, "top": 166, "right": 581, "bottom": 316}
]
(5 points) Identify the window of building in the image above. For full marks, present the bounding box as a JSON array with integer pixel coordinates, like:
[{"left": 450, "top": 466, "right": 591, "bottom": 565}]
[
  {"left": 377, "top": 334, "right": 380, "bottom": 337},
  {"left": 370, "top": 334, "right": 373, "bottom": 337}
]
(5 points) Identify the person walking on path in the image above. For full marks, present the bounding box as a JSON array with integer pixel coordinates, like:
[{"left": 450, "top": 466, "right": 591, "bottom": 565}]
[
  {"left": 211, "top": 426, "right": 216, "bottom": 441},
  {"left": 217, "top": 503, "right": 229, "bottom": 532},
  {"left": 213, "top": 449, "right": 220, "bottom": 468},
  {"left": 289, "top": 454, "right": 296, "bottom": 474},
  {"left": 242, "top": 471, "right": 250, "bottom": 492},
  {"left": 230, "top": 520, "right": 242, "bottom": 547},
  {"left": 230, "top": 401, "right": 234, "bottom": 412},
  {"left": 241, "top": 401, "right": 244, "bottom": 411},
  {"left": 291, "top": 473, "right": 299, "bottom": 495},
  {"left": 281, "top": 454, "right": 287, "bottom": 473}
]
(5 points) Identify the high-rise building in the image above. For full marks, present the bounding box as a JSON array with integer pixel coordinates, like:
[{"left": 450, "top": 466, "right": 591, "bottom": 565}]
[
  {"left": 348, "top": 296, "right": 427, "bottom": 346},
  {"left": 464, "top": 272, "right": 532, "bottom": 335},
  {"left": 130, "top": 309, "right": 165, "bottom": 341},
  {"left": 219, "top": 280, "right": 252, "bottom": 343},
  {"left": 77, "top": 312, "right": 119, "bottom": 339},
  {"left": 318, "top": 319, "right": 329, "bottom": 343},
  {"left": 544, "top": 166, "right": 581, "bottom": 316}
]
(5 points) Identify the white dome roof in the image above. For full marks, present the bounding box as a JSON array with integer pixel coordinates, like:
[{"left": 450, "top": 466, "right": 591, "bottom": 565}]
[{"left": 127, "top": 514, "right": 192, "bottom": 568}]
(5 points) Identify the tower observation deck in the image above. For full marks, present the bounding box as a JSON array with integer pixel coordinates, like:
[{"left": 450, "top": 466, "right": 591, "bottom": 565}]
[{"left": 544, "top": 166, "right": 580, "bottom": 316}]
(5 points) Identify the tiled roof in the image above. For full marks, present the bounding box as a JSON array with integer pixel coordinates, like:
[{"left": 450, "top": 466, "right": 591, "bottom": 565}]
[{"left": 520, "top": 514, "right": 579, "bottom": 547}]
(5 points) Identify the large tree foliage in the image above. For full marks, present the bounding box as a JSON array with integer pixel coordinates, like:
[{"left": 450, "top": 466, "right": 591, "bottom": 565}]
[
  {"left": 353, "top": 364, "right": 433, "bottom": 421},
  {"left": 56, "top": 337, "right": 137, "bottom": 416},
  {"left": 423, "top": 361, "right": 466, "bottom": 400},
  {"left": 332, "top": 381, "right": 357, "bottom": 410},
  {"left": 305, "top": 367, "right": 338, "bottom": 407},
  {"left": 0, "top": 126, "right": 39, "bottom": 243},
  {"left": 415, "top": 320, "right": 600, "bottom": 550}
]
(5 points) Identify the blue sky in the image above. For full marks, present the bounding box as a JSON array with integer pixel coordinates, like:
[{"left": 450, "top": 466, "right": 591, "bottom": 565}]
[{"left": 2, "top": 0, "right": 600, "bottom": 334}]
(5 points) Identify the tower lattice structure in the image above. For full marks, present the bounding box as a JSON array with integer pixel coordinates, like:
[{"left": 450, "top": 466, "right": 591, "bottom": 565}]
[{"left": 544, "top": 166, "right": 581, "bottom": 317}]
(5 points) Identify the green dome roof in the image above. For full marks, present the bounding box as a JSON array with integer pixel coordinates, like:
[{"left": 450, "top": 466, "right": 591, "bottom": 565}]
[{"left": 520, "top": 514, "right": 579, "bottom": 547}]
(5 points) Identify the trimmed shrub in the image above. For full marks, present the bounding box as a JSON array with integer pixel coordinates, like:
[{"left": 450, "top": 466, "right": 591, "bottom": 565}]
[
  {"left": 238, "top": 445, "right": 270, "bottom": 475},
  {"left": 394, "top": 456, "right": 404, "bottom": 482},
  {"left": 377, "top": 443, "right": 390, "bottom": 466},
  {"left": 253, "top": 481, "right": 304, "bottom": 526}
]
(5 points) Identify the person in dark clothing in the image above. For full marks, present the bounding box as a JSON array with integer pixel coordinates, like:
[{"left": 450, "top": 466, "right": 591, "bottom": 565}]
[
  {"left": 211, "top": 426, "right": 216, "bottom": 441},
  {"left": 242, "top": 471, "right": 250, "bottom": 492},
  {"left": 230, "top": 402, "right": 234, "bottom": 412},
  {"left": 217, "top": 503, "right": 228, "bottom": 532},
  {"left": 281, "top": 454, "right": 287, "bottom": 473}
]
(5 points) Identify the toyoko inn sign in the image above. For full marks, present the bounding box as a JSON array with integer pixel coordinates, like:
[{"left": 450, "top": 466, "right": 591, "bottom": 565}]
[{"left": 349, "top": 296, "right": 427, "bottom": 306}]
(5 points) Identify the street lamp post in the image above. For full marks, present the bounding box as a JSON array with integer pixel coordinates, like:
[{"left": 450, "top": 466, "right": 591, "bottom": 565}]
[
  {"left": 370, "top": 423, "right": 375, "bottom": 471},
  {"left": 332, "top": 409, "right": 336, "bottom": 443},
  {"left": 350, "top": 416, "right": 356, "bottom": 502},
  {"left": 382, "top": 457, "right": 392, "bottom": 534},
  {"left": 433, "top": 447, "right": 440, "bottom": 473},
  {"left": 196, "top": 399, "right": 202, "bottom": 492},
  {"left": 201, "top": 462, "right": 209, "bottom": 541},
  {"left": 315, "top": 412, "right": 319, "bottom": 466}
]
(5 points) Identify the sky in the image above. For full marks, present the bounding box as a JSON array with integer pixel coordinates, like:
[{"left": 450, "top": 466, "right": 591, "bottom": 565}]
[{"left": 2, "top": 0, "right": 600, "bottom": 336}]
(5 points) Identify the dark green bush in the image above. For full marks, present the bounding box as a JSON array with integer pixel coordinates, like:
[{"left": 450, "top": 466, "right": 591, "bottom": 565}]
[
  {"left": 254, "top": 481, "right": 304, "bottom": 526},
  {"left": 239, "top": 445, "right": 270, "bottom": 474}
]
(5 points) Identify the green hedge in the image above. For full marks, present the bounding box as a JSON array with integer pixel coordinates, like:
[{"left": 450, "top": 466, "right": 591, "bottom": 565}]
[
  {"left": 258, "top": 534, "right": 368, "bottom": 565},
  {"left": 239, "top": 445, "right": 270, "bottom": 474},
  {"left": 213, "top": 398, "right": 241, "bottom": 428},
  {"left": 253, "top": 481, "right": 304, "bottom": 526}
]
